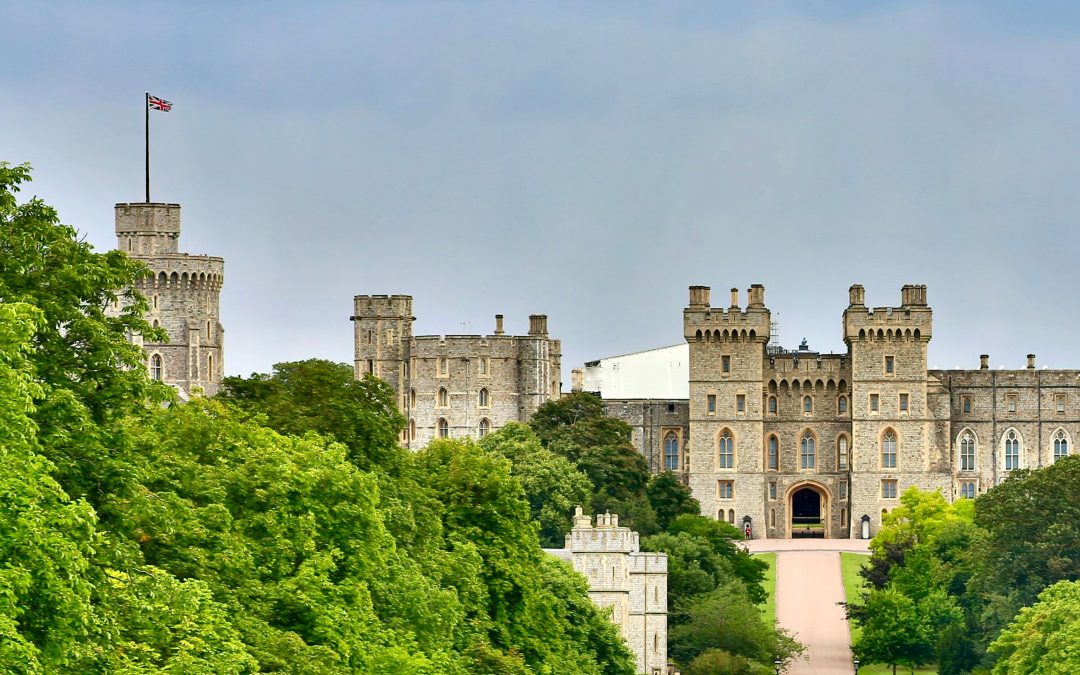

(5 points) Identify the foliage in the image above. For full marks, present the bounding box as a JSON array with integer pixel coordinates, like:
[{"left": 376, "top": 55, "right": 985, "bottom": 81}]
[
  {"left": 647, "top": 471, "right": 701, "bottom": 531},
  {"left": 0, "top": 161, "right": 169, "bottom": 508},
  {"left": 667, "top": 515, "right": 767, "bottom": 604},
  {"left": 219, "top": 359, "right": 406, "bottom": 472},
  {"left": 987, "top": 579, "right": 1080, "bottom": 674},
  {"left": 684, "top": 648, "right": 759, "bottom": 675},
  {"left": 668, "top": 581, "right": 802, "bottom": 672},
  {"left": 479, "top": 422, "right": 593, "bottom": 548},
  {"left": 852, "top": 589, "right": 925, "bottom": 674}
]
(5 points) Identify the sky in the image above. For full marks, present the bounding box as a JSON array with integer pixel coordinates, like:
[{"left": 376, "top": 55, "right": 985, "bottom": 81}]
[{"left": 3, "top": 1, "right": 1080, "bottom": 381}]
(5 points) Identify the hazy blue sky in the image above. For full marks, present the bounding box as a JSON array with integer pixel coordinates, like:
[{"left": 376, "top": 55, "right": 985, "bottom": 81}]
[{"left": 4, "top": 1, "right": 1080, "bottom": 380}]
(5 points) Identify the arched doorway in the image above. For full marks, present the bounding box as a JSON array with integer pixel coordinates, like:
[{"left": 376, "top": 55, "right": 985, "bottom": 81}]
[{"left": 787, "top": 482, "right": 829, "bottom": 538}]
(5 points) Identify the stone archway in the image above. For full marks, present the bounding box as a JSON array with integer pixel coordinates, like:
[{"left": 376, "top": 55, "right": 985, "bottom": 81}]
[{"left": 787, "top": 481, "right": 830, "bottom": 539}]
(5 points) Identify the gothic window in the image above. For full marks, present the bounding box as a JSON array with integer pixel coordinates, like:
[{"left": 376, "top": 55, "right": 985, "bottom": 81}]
[
  {"left": 1006, "top": 394, "right": 1017, "bottom": 413},
  {"left": 664, "top": 432, "right": 680, "bottom": 471},
  {"left": 960, "top": 432, "right": 976, "bottom": 471},
  {"left": 838, "top": 396, "right": 847, "bottom": 414},
  {"left": 153, "top": 294, "right": 159, "bottom": 310},
  {"left": 767, "top": 435, "right": 779, "bottom": 471},
  {"left": 838, "top": 435, "right": 849, "bottom": 469},
  {"left": 479, "top": 418, "right": 491, "bottom": 438},
  {"left": 728, "top": 509, "right": 735, "bottom": 524},
  {"left": 409, "top": 389, "right": 416, "bottom": 408},
  {"left": 409, "top": 419, "right": 416, "bottom": 440},
  {"left": 149, "top": 354, "right": 163, "bottom": 381},
  {"left": 479, "top": 357, "right": 489, "bottom": 375},
  {"left": 437, "top": 418, "right": 449, "bottom": 438},
  {"left": 1053, "top": 429, "right": 1069, "bottom": 462},
  {"left": 478, "top": 388, "right": 490, "bottom": 407},
  {"left": 803, "top": 396, "right": 813, "bottom": 414},
  {"left": 770, "top": 508, "right": 776, "bottom": 527},
  {"left": 207, "top": 353, "right": 214, "bottom": 377},
  {"left": 800, "top": 431, "right": 815, "bottom": 469},
  {"left": 1004, "top": 430, "right": 1021, "bottom": 471},
  {"left": 881, "top": 430, "right": 898, "bottom": 469},
  {"left": 717, "top": 430, "right": 734, "bottom": 469},
  {"left": 438, "top": 387, "right": 449, "bottom": 407},
  {"left": 206, "top": 320, "right": 212, "bottom": 339},
  {"left": 152, "top": 319, "right": 160, "bottom": 329},
  {"left": 438, "top": 357, "right": 448, "bottom": 377}
]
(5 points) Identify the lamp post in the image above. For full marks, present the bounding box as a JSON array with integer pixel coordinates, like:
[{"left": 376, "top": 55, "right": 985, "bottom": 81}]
[
  {"left": 853, "top": 657, "right": 860, "bottom": 673},
  {"left": 774, "top": 657, "right": 782, "bottom": 674}
]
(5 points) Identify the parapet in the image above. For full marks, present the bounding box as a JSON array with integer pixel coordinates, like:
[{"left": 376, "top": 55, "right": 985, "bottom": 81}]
[
  {"left": 351, "top": 294, "right": 414, "bottom": 320},
  {"left": 115, "top": 203, "right": 182, "bottom": 255},
  {"left": 684, "top": 284, "right": 770, "bottom": 342},
  {"left": 843, "top": 284, "right": 932, "bottom": 342}
]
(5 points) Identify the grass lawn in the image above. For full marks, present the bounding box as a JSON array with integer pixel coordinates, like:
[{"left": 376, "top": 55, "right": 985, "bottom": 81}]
[
  {"left": 840, "top": 552, "right": 938, "bottom": 675},
  {"left": 755, "top": 552, "right": 777, "bottom": 625}
]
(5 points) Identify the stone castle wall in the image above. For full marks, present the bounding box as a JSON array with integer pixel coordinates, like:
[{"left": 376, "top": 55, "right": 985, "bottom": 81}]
[
  {"left": 352, "top": 296, "right": 561, "bottom": 447},
  {"left": 115, "top": 203, "right": 225, "bottom": 397}
]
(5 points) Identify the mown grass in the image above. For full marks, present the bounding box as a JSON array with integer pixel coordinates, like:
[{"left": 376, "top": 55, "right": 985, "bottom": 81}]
[
  {"left": 755, "top": 552, "right": 777, "bottom": 625},
  {"left": 840, "top": 552, "right": 937, "bottom": 675}
]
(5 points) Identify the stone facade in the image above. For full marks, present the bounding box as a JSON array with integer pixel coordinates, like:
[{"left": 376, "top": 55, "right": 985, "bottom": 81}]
[
  {"left": 351, "top": 295, "right": 561, "bottom": 447},
  {"left": 545, "top": 508, "right": 668, "bottom": 675},
  {"left": 114, "top": 203, "right": 225, "bottom": 397},
  {"left": 586, "top": 283, "right": 1079, "bottom": 540}
]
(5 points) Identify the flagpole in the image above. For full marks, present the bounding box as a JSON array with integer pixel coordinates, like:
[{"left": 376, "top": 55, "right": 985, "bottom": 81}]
[{"left": 145, "top": 91, "right": 150, "bottom": 203}]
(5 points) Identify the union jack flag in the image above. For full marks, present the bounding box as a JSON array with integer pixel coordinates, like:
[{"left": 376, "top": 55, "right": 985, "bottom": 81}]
[{"left": 148, "top": 94, "right": 173, "bottom": 111}]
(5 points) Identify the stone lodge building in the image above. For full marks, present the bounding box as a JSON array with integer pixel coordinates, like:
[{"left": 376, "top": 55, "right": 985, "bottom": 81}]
[
  {"left": 545, "top": 508, "right": 668, "bottom": 675},
  {"left": 581, "top": 283, "right": 1077, "bottom": 540},
  {"left": 114, "top": 202, "right": 225, "bottom": 398},
  {"left": 351, "top": 295, "right": 562, "bottom": 448}
]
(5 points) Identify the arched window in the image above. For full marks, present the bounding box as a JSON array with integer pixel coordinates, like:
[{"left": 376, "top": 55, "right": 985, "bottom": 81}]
[
  {"left": 960, "top": 432, "right": 976, "bottom": 471},
  {"left": 664, "top": 432, "right": 680, "bottom": 471},
  {"left": 728, "top": 509, "right": 735, "bottom": 524},
  {"left": 152, "top": 295, "right": 159, "bottom": 310},
  {"left": 152, "top": 319, "right": 160, "bottom": 329},
  {"left": 1054, "top": 430, "right": 1069, "bottom": 462},
  {"left": 479, "top": 357, "right": 488, "bottom": 375},
  {"left": 409, "top": 389, "right": 416, "bottom": 408},
  {"left": 838, "top": 435, "right": 849, "bottom": 469},
  {"left": 207, "top": 353, "right": 214, "bottom": 377},
  {"left": 438, "top": 387, "right": 448, "bottom": 407},
  {"left": 437, "top": 418, "right": 449, "bottom": 438},
  {"left": 770, "top": 508, "right": 776, "bottom": 527},
  {"left": 838, "top": 396, "right": 848, "bottom": 414},
  {"left": 206, "top": 320, "right": 212, "bottom": 338},
  {"left": 767, "top": 435, "right": 778, "bottom": 471},
  {"left": 409, "top": 419, "right": 416, "bottom": 440},
  {"left": 841, "top": 508, "right": 847, "bottom": 527},
  {"left": 881, "top": 430, "right": 898, "bottom": 469},
  {"left": 768, "top": 396, "right": 777, "bottom": 414},
  {"left": 478, "top": 388, "right": 489, "bottom": 407},
  {"left": 800, "top": 431, "right": 815, "bottom": 469},
  {"left": 149, "top": 354, "right": 163, "bottom": 381},
  {"left": 717, "top": 430, "right": 734, "bottom": 469},
  {"left": 803, "top": 396, "right": 813, "bottom": 414},
  {"left": 479, "top": 418, "right": 491, "bottom": 438},
  {"left": 1004, "top": 430, "right": 1020, "bottom": 471}
]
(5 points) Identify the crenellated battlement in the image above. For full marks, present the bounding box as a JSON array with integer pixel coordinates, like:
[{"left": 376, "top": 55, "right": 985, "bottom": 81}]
[
  {"left": 684, "top": 284, "right": 771, "bottom": 343},
  {"left": 843, "top": 284, "right": 932, "bottom": 343}
]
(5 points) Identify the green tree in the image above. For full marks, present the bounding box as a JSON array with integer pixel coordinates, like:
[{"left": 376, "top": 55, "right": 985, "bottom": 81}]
[
  {"left": 684, "top": 648, "right": 757, "bottom": 675},
  {"left": 667, "top": 514, "right": 768, "bottom": 604},
  {"left": 479, "top": 422, "right": 593, "bottom": 547},
  {"left": 647, "top": 472, "right": 701, "bottom": 531},
  {"left": 988, "top": 579, "right": 1080, "bottom": 674},
  {"left": 219, "top": 359, "right": 406, "bottom": 472},
  {"left": 852, "top": 588, "right": 927, "bottom": 675},
  {"left": 0, "top": 162, "right": 168, "bottom": 507},
  {"left": 669, "top": 581, "right": 802, "bottom": 671}
]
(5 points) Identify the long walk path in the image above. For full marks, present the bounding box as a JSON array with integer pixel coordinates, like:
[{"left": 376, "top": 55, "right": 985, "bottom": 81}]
[{"left": 746, "top": 539, "right": 868, "bottom": 675}]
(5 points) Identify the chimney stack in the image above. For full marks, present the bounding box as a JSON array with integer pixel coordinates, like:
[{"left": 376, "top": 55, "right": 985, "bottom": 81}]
[
  {"left": 849, "top": 284, "right": 865, "bottom": 307},
  {"left": 570, "top": 368, "right": 583, "bottom": 392},
  {"left": 730, "top": 288, "right": 740, "bottom": 309},
  {"left": 748, "top": 284, "right": 765, "bottom": 308},
  {"left": 1027, "top": 354, "right": 1036, "bottom": 369},
  {"left": 528, "top": 314, "right": 548, "bottom": 336},
  {"left": 689, "top": 285, "right": 711, "bottom": 308},
  {"left": 494, "top": 314, "right": 504, "bottom": 335},
  {"left": 980, "top": 354, "right": 989, "bottom": 370}
]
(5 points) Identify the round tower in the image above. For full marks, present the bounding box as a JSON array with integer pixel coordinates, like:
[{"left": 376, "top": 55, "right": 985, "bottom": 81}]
[{"left": 117, "top": 202, "right": 225, "bottom": 397}]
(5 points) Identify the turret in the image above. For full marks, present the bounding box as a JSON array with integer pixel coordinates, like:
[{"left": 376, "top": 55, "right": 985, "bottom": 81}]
[{"left": 351, "top": 295, "right": 414, "bottom": 396}]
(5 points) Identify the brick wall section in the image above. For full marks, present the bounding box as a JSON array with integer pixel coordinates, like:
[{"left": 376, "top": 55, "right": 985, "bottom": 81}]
[{"left": 352, "top": 296, "right": 561, "bottom": 448}]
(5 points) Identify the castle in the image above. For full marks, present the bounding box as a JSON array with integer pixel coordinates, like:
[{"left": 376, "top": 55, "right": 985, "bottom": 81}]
[
  {"left": 581, "top": 284, "right": 1078, "bottom": 540},
  {"left": 350, "top": 295, "right": 562, "bottom": 447},
  {"left": 544, "top": 508, "right": 668, "bottom": 675},
  {"left": 113, "top": 202, "right": 225, "bottom": 398}
]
